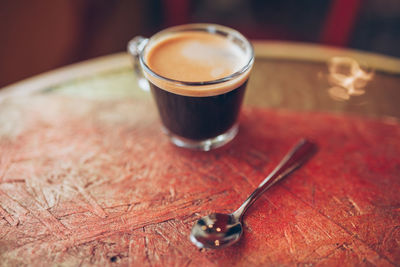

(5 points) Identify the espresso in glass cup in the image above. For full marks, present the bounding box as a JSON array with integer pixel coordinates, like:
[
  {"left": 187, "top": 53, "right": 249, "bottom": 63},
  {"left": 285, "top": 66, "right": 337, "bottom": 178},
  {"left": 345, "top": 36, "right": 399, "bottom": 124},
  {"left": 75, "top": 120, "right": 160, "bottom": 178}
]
[{"left": 128, "top": 24, "right": 254, "bottom": 151}]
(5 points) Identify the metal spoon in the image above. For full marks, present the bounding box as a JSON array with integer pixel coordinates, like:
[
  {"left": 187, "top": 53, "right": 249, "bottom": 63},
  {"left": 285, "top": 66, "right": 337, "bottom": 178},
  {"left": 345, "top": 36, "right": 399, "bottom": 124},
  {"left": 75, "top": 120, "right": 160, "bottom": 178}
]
[{"left": 190, "top": 139, "right": 317, "bottom": 249}]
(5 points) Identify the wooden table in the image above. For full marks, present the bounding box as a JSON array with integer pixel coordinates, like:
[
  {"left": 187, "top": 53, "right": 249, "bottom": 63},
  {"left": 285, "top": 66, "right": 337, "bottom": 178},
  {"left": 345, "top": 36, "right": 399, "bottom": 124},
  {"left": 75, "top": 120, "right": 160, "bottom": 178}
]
[{"left": 1, "top": 42, "right": 400, "bottom": 266}]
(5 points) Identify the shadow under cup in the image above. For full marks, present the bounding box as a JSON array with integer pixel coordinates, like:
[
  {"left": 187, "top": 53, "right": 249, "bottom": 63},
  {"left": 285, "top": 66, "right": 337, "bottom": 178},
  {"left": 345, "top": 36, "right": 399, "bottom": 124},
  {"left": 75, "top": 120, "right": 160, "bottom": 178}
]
[{"left": 138, "top": 24, "right": 254, "bottom": 151}]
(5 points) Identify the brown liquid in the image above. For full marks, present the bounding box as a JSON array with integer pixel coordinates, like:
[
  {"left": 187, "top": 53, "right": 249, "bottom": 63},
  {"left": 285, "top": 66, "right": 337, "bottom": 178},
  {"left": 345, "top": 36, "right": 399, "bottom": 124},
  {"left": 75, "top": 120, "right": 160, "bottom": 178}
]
[
  {"left": 145, "top": 31, "right": 251, "bottom": 140},
  {"left": 150, "top": 81, "right": 247, "bottom": 140}
]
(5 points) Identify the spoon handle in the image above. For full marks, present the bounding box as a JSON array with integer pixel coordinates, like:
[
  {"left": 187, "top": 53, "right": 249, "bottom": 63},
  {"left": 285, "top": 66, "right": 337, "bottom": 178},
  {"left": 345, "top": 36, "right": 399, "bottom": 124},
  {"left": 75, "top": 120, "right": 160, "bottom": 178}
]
[{"left": 233, "top": 139, "right": 317, "bottom": 220}]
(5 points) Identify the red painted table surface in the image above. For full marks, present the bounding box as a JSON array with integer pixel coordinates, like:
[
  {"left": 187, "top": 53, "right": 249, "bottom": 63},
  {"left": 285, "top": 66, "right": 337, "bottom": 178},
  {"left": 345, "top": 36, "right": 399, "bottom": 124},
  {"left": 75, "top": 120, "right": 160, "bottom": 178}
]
[{"left": 0, "top": 94, "right": 399, "bottom": 266}]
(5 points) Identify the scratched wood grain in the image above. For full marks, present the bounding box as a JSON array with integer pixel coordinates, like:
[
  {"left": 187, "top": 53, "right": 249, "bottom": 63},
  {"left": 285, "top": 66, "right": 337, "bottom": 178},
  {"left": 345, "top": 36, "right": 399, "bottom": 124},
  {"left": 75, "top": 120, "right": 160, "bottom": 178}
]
[{"left": 0, "top": 93, "right": 399, "bottom": 266}]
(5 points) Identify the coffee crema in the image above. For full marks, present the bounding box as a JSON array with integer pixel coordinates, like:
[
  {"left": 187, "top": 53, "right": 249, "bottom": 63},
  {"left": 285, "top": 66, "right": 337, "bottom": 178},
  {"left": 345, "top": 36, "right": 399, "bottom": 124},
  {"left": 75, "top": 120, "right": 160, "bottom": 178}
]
[{"left": 143, "top": 31, "right": 252, "bottom": 97}]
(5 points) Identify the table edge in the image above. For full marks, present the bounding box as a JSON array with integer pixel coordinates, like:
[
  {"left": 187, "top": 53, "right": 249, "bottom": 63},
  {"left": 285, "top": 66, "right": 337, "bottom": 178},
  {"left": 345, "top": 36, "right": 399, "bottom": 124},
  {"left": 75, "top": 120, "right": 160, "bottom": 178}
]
[
  {"left": 253, "top": 41, "right": 400, "bottom": 73},
  {"left": 1, "top": 41, "right": 399, "bottom": 101}
]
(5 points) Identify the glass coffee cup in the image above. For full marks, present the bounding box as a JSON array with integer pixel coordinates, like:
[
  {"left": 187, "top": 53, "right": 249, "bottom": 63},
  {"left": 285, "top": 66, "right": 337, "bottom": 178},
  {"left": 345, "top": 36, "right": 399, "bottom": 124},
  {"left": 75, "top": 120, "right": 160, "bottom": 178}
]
[{"left": 128, "top": 24, "right": 254, "bottom": 151}]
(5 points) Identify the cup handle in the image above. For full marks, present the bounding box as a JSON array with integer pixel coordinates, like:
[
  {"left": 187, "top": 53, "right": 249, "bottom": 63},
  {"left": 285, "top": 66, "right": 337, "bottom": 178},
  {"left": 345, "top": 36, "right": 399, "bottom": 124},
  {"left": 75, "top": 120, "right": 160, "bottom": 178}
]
[{"left": 127, "top": 36, "right": 150, "bottom": 91}]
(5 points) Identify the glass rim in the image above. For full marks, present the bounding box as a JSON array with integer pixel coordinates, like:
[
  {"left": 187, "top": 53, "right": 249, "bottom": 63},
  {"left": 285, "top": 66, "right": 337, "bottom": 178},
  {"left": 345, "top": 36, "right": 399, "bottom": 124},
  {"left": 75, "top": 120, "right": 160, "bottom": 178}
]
[{"left": 139, "top": 23, "right": 255, "bottom": 87}]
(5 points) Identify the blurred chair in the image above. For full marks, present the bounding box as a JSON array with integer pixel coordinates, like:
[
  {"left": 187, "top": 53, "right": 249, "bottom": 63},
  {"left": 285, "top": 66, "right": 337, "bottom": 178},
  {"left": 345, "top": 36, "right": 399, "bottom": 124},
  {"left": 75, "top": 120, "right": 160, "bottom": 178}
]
[
  {"left": 162, "top": 0, "right": 362, "bottom": 46},
  {"left": 320, "top": 0, "right": 362, "bottom": 46}
]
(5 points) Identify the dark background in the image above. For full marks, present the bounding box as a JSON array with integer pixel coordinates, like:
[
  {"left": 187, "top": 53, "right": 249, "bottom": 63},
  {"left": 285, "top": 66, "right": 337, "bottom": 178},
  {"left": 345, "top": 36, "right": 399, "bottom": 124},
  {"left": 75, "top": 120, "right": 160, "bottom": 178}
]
[{"left": 0, "top": 0, "right": 399, "bottom": 88}]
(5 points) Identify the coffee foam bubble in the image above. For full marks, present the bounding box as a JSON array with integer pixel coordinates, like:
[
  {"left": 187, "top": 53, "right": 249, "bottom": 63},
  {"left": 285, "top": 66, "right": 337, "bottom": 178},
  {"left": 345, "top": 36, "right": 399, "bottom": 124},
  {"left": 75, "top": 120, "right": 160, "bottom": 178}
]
[
  {"left": 143, "top": 31, "right": 252, "bottom": 97},
  {"left": 179, "top": 39, "right": 246, "bottom": 79}
]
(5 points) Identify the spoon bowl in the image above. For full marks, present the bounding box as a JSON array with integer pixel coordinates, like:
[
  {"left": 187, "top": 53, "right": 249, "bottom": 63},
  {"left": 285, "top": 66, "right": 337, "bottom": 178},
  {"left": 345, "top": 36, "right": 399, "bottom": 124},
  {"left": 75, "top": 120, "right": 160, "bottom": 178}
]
[
  {"left": 190, "top": 139, "right": 317, "bottom": 249},
  {"left": 190, "top": 213, "right": 242, "bottom": 249}
]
